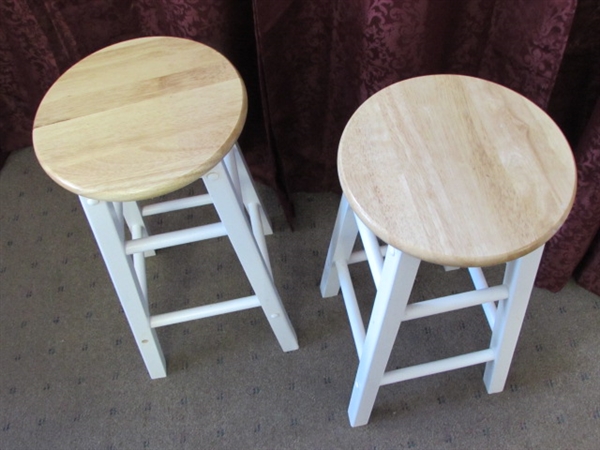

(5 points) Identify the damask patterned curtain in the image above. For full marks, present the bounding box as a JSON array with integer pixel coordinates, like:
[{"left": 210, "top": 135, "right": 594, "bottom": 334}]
[
  {"left": 0, "top": 0, "right": 598, "bottom": 294},
  {"left": 253, "top": 0, "right": 579, "bottom": 191}
]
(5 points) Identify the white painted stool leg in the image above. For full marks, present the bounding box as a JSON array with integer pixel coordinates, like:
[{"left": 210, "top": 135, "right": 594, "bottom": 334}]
[
  {"left": 122, "top": 201, "right": 154, "bottom": 300},
  {"left": 224, "top": 145, "right": 273, "bottom": 270},
  {"left": 483, "top": 245, "right": 544, "bottom": 393},
  {"left": 320, "top": 195, "right": 359, "bottom": 298},
  {"left": 203, "top": 162, "right": 298, "bottom": 352},
  {"left": 123, "top": 201, "right": 149, "bottom": 235},
  {"left": 230, "top": 143, "right": 273, "bottom": 235},
  {"left": 122, "top": 201, "right": 155, "bottom": 256},
  {"left": 79, "top": 196, "right": 167, "bottom": 379},
  {"left": 348, "top": 247, "right": 421, "bottom": 427},
  {"left": 356, "top": 215, "right": 384, "bottom": 288}
]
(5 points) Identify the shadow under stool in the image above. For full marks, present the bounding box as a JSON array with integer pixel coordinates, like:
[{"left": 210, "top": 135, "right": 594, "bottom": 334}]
[
  {"left": 320, "top": 75, "right": 577, "bottom": 426},
  {"left": 32, "top": 36, "right": 298, "bottom": 379}
]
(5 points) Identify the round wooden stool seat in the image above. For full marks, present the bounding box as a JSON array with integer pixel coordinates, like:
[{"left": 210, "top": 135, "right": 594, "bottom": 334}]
[
  {"left": 338, "top": 75, "right": 577, "bottom": 267},
  {"left": 33, "top": 36, "right": 246, "bottom": 202}
]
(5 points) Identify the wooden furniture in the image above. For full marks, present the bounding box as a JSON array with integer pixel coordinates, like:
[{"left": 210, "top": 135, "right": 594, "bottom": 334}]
[
  {"left": 33, "top": 36, "right": 298, "bottom": 379},
  {"left": 320, "top": 74, "right": 577, "bottom": 426}
]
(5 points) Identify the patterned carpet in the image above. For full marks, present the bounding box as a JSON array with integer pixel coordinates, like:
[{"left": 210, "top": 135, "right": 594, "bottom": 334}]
[{"left": 1, "top": 147, "right": 599, "bottom": 449}]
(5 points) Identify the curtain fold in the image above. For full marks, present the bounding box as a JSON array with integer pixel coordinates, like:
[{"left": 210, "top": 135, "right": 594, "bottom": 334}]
[
  {"left": 537, "top": 0, "right": 600, "bottom": 295},
  {"left": 130, "top": 0, "right": 278, "bottom": 189},
  {"left": 1, "top": 0, "right": 598, "bottom": 294},
  {"left": 537, "top": 97, "right": 600, "bottom": 294}
]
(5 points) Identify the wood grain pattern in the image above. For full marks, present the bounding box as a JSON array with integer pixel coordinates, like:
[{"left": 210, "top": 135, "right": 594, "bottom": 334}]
[
  {"left": 33, "top": 36, "right": 247, "bottom": 201},
  {"left": 338, "top": 75, "right": 577, "bottom": 267}
]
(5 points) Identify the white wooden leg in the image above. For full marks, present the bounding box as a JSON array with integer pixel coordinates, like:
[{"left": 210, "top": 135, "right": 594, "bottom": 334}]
[
  {"left": 79, "top": 196, "right": 167, "bottom": 379},
  {"left": 123, "top": 201, "right": 156, "bottom": 256},
  {"left": 123, "top": 201, "right": 149, "bottom": 236},
  {"left": 229, "top": 143, "right": 273, "bottom": 235},
  {"left": 122, "top": 201, "right": 154, "bottom": 299},
  {"left": 356, "top": 215, "right": 384, "bottom": 288},
  {"left": 468, "top": 266, "right": 497, "bottom": 329},
  {"left": 203, "top": 162, "right": 298, "bottom": 352},
  {"left": 348, "top": 247, "right": 421, "bottom": 427},
  {"left": 320, "top": 195, "right": 359, "bottom": 298},
  {"left": 483, "top": 245, "right": 544, "bottom": 393}
]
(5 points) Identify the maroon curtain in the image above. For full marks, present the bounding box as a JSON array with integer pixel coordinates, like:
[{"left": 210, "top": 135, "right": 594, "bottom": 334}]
[
  {"left": 537, "top": 0, "right": 600, "bottom": 294},
  {"left": 0, "top": 1, "right": 136, "bottom": 156},
  {"left": 252, "top": 0, "right": 577, "bottom": 191},
  {"left": 537, "top": 97, "right": 600, "bottom": 294},
  {"left": 1, "top": 0, "right": 598, "bottom": 295}
]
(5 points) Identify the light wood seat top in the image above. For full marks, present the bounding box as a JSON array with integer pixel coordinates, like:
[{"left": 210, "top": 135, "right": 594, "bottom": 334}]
[
  {"left": 33, "top": 36, "right": 247, "bottom": 202},
  {"left": 339, "top": 75, "right": 577, "bottom": 267}
]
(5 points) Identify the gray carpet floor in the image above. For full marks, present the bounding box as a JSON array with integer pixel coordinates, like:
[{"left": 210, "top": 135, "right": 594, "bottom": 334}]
[{"left": 1, "top": 147, "right": 599, "bottom": 449}]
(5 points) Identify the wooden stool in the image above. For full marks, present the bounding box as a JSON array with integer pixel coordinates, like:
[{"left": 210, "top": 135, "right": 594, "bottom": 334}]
[
  {"left": 33, "top": 36, "right": 298, "bottom": 379},
  {"left": 320, "top": 75, "right": 576, "bottom": 426}
]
